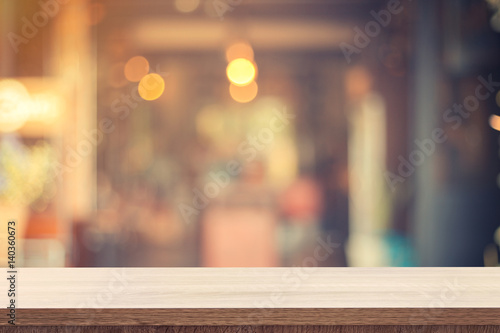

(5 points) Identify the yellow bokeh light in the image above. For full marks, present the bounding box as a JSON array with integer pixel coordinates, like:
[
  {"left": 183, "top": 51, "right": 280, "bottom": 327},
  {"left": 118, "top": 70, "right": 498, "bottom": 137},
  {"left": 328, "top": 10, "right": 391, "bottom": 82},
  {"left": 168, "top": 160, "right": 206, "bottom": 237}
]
[
  {"left": 225, "top": 42, "right": 254, "bottom": 62},
  {"left": 226, "top": 58, "right": 256, "bottom": 86},
  {"left": 124, "top": 56, "right": 150, "bottom": 82},
  {"left": 138, "top": 73, "right": 165, "bottom": 101},
  {"left": 175, "top": 0, "right": 200, "bottom": 13},
  {"left": 496, "top": 90, "right": 500, "bottom": 107},
  {"left": 229, "top": 81, "right": 258, "bottom": 103},
  {"left": 0, "top": 80, "right": 31, "bottom": 132}
]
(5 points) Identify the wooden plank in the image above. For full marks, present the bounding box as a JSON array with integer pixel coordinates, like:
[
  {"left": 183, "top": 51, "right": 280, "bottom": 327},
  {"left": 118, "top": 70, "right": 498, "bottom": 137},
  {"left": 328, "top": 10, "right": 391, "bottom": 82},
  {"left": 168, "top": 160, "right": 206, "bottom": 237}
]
[
  {"left": 0, "top": 326, "right": 499, "bottom": 333},
  {"left": 2, "top": 308, "right": 500, "bottom": 326},
  {"left": 9, "top": 267, "right": 500, "bottom": 308},
  {"left": 1, "top": 268, "right": 499, "bottom": 326}
]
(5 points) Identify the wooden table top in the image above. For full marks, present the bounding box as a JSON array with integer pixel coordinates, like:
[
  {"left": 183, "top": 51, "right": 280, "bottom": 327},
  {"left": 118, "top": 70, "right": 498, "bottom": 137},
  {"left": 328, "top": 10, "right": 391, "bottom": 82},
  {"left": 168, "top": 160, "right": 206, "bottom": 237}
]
[{"left": 2, "top": 267, "right": 500, "bottom": 326}]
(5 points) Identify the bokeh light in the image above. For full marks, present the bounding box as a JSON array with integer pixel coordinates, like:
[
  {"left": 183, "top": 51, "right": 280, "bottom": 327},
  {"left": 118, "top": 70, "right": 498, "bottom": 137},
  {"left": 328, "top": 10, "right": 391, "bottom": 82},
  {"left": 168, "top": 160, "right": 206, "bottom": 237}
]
[
  {"left": 226, "top": 58, "right": 256, "bottom": 86},
  {"left": 229, "top": 81, "right": 258, "bottom": 103},
  {"left": 496, "top": 90, "right": 500, "bottom": 107},
  {"left": 138, "top": 73, "right": 165, "bottom": 101},
  {"left": 124, "top": 56, "right": 150, "bottom": 82},
  {"left": 174, "top": 0, "right": 200, "bottom": 13},
  {"left": 226, "top": 42, "right": 254, "bottom": 62},
  {"left": 489, "top": 114, "right": 500, "bottom": 131},
  {"left": 0, "top": 80, "right": 31, "bottom": 132}
]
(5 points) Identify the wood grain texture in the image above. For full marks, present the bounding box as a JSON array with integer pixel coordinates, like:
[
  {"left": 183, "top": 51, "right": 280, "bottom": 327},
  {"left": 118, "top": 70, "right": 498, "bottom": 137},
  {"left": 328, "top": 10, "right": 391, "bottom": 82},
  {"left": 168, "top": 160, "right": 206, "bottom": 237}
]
[
  {"left": 1, "top": 308, "right": 500, "bottom": 326},
  {"left": 6, "top": 268, "right": 500, "bottom": 308},
  {"left": 0, "top": 326, "right": 499, "bottom": 333},
  {"left": 1, "top": 268, "right": 499, "bottom": 326}
]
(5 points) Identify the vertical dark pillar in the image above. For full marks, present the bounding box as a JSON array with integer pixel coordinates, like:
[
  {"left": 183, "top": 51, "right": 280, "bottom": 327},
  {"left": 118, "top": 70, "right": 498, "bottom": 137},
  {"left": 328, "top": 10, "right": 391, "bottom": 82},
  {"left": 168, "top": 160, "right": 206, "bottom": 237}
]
[{"left": 411, "top": 0, "right": 441, "bottom": 266}]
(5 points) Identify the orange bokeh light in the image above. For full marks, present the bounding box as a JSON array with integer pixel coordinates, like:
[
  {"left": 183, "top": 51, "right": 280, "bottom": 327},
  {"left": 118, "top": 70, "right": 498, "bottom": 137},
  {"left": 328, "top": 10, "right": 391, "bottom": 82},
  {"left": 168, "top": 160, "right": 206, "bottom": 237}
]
[
  {"left": 124, "top": 56, "right": 150, "bottom": 82},
  {"left": 138, "top": 73, "right": 165, "bottom": 101},
  {"left": 225, "top": 42, "right": 254, "bottom": 62},
  {"left": 174, "top": 0, "right": 200, "bottom": 13},
  {"left": 489, "top": 114, "right": 500, "bottom": 132},
  {"left": 229, "top": 81, "right": 258, "bottom": 103}
]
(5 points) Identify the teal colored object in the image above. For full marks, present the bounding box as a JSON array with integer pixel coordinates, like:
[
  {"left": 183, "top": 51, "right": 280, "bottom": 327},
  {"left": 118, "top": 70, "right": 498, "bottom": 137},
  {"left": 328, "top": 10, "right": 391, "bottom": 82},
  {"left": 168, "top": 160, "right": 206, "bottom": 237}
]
[{"left": 384, "top": 231, "right": 417, "bottom": 267}]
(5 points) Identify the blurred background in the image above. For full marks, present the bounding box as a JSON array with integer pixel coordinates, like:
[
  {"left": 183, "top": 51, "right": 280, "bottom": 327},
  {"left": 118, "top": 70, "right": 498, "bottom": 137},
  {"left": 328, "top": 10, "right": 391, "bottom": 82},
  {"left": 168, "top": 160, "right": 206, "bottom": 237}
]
[{"left": 1, "top": 0, "right": 500, "bottom": 267}]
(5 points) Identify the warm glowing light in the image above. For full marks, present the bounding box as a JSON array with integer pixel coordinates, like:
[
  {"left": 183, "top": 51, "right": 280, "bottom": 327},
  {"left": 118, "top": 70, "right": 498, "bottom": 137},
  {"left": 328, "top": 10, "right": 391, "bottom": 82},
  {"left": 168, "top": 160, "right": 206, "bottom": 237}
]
[
  {"left": 138, "top": 73, "right": 165, "bottom": 101},
  {"left": 229, "top": 81, "right": 258, "bottom": 103},
  {"left": 225, "top": 42, "right": 254, "bottom": 62},
  {"left": 175, "top": 0, "right": 200, "bottom": 13},
  {"left": 489, "top": 114, "right": 500, "bottom": 131},
  {"left": 496, "top": 90, "right": 500, "bottom": 107},
  {"left": 124, "top": 56, "right": 150, "bottom": 82},
  {"left": 226, "top": 58, "right": 256, "bottom": 86},
  {"left": 0, "top": 80, "right": 30, "bottom": 132},
  {"left": 29, "top": 93, "right": 61, "bottom": 124}
]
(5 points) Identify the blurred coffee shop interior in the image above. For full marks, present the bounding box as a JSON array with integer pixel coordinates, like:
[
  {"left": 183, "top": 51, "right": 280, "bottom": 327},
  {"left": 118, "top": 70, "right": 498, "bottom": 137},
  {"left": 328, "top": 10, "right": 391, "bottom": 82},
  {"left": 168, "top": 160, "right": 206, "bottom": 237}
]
[{"left": 1, "top": 0, "right": 500, "bottom": 267}]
